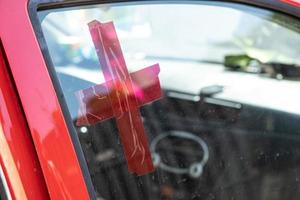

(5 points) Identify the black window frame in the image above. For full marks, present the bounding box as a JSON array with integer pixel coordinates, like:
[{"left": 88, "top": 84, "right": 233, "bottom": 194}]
[
  {"left": 0, "top": 165, "right": 10, "bottom": 200},
  {"left": 27, "top": 0, "right": 300, "bottom": 199}
]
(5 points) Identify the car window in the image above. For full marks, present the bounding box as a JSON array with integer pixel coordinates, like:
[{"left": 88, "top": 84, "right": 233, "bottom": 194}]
[{"left": 39, "top": 2, "right": 300, "bottom": 200}]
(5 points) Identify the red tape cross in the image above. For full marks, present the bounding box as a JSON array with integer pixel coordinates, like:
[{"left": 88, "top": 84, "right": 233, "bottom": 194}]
[{"left": 75, "top": 20, "right": 162, "bottom": 175}]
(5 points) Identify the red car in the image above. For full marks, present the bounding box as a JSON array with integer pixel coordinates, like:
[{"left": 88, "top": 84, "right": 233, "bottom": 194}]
[{"left": 1, "top": 0, "right": 300, "bottom": 199}]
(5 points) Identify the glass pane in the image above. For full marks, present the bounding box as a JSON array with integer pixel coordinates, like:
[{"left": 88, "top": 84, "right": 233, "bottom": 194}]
[{"left": 39, "top": 2, "right": 300, "bottom": 200}]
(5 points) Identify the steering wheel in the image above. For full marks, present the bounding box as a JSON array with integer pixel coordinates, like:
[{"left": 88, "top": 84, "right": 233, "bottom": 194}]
[{"left": 150, "top": 130, "right": 209, "bottom": 178}]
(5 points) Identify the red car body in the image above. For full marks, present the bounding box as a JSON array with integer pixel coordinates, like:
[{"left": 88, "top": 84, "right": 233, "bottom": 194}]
[
  {"left": 0, "top": 0, "right": 300, "bottom": 199},
  {"left": 0, "top": 0, "right": 90, "bottom": 199}
]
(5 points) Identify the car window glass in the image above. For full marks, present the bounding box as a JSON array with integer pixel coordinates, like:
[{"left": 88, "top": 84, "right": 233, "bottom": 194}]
[{"left": 39, "top": 2, "right": 300, "bottom": 200}]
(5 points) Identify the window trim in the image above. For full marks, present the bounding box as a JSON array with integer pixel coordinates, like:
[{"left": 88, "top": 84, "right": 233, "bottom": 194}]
[
  {"left": 29, "top": 0, "right": 300, "bottom": 18},
  {"left": 0, "top": 164, "right": 11, "bottom": 200}
]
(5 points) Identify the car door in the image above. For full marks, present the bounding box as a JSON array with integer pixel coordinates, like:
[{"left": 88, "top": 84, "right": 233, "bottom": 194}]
[{"left": 3, "top": 0, "right": 300, "bottom": 200}]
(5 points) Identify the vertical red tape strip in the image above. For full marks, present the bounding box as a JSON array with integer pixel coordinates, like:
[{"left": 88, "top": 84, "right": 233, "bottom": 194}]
[{"left": 88, "top": 20, "right": 154, "bottom": 175}]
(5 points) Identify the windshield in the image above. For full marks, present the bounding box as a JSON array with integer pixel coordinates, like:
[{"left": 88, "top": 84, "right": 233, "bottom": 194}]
[{"left": 39, "top": 2, "right": 300, "bottom": 200}]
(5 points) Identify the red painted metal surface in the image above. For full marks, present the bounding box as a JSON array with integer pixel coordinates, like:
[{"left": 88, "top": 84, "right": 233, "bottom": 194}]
[
  {"left": 0, "top": 42, "right": 49, "bottom": 200},
  {"left": 0, "top": 0, "right": 90, "bottom": 199},
  {"left": 281, "top": 0, "right": 300, "bottom": 7},
  {"left": 76, "top": 21, "right": 162, "bottom": 175}
]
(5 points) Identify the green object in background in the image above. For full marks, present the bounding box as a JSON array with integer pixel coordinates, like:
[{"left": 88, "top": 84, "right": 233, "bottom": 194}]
[{"left": 224, "top": 54, "right": 255, "bottom": 70}]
